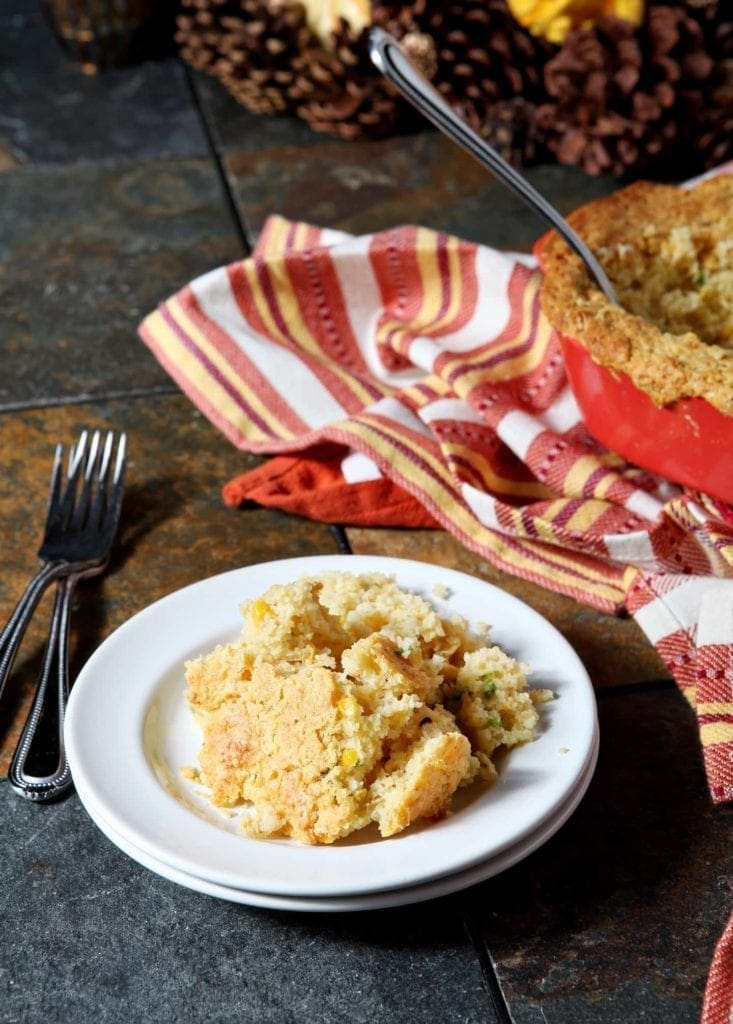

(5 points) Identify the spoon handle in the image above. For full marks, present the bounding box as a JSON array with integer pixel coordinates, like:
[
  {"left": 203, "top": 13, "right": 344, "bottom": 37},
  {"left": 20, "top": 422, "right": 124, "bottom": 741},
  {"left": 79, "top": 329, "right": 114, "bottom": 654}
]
[{"left": 369, "top": 28, "right": 618, "bottom": 305}]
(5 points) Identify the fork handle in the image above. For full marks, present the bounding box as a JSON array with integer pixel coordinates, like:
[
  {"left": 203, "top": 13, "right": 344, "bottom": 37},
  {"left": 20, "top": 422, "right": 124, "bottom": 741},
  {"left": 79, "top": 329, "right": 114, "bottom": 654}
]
[
  {"left": 0, "top": 562, "right": 66, "bottom": 706},
  {"left": 8, "top": 574, "right": 77, "bottom": 801}
]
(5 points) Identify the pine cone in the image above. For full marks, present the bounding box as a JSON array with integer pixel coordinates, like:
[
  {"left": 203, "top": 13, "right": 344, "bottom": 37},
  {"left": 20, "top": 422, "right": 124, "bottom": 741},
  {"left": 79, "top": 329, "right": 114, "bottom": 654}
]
[
  {"left": 693, "top": 58, "right": 733, "bottom": 167},
  {"left": 176, "top": 0, "right": 317, "bottom": 117},
  {"left": 175, "top": 0, "right": 232, "bottom": 77},
  {"left": 478, "top": 96, "right": 544, "bottom": 165},
  {"left": 288, "top": 6, "right": 427, "bottom": 140},
  {"left": 679, "top": 0, "right": 733, "bottom": 166},
  {"left": 175, "top": 0, "right": 731, "bottom": 172},
  {"left": 679, "top": 0, "right": 733, "bottom": 59},
  {"left": 536, "top": 8, "right": 716, "bottom": 177},
  {"left": 220, "top": 2, "right": 316, "bottom": 115},
  {"left": 418, "top": 0, "right": 552, "bottom": 146},
  {"left": 176, "top": 0, "right": 430, "bottom": 138}
]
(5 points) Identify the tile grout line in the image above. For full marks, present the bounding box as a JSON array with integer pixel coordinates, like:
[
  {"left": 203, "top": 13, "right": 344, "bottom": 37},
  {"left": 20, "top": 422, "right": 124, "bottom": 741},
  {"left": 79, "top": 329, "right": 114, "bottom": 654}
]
[
  {"left": 180, "top": 63, "right": 252, "bottom": 258},
  {"left": 0, "top": 385, "right": 182, "bottom": 415},
  {"left": 330, "top": 525, "right": 353, "bottom": 554},
  {"left": 461, "top": 907, "right": 516, "bottom": 1024}
]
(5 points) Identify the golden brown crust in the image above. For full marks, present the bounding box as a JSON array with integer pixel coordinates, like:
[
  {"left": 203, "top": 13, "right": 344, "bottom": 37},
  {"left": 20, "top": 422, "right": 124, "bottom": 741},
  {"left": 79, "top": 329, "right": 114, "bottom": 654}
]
[
  {"left": 184, "top": 572, "right": 543, "bottom": 845},
  {"left": 539, "top": 175, "right": 733, "bottom": 414}
]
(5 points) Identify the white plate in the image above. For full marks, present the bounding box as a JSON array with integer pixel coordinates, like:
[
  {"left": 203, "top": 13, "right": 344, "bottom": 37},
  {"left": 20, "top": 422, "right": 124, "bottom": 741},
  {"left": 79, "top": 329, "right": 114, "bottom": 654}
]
[
  {"left": 65, "top": 555, "right": 597, "bottom": 898},
  {"left": 77, "top": 724, "right": 598, "bottom": 912}
]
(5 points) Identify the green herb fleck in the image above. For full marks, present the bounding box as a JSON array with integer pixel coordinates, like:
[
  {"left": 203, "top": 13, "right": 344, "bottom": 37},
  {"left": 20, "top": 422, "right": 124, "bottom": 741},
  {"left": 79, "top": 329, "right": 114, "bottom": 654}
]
[
  {"left": 485, "top": 713, "right": 502, "bottom": 729},
  {"left": 480, "top": 673, "right": 498, "bottom": 695},
  {"left": 695, "top": 273, "right": 707, "bottom": 288}
]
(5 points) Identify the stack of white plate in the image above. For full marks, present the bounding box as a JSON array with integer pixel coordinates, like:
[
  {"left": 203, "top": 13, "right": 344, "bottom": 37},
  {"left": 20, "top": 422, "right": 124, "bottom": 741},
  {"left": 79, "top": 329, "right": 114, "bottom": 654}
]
[{"left": 65, "top": 555, "right": 599, "bottom": 912}]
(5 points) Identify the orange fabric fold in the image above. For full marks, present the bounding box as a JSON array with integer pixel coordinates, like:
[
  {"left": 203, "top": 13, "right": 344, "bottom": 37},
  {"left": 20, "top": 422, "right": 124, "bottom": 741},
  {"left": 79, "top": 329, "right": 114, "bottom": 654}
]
[{"left": 223, "top": 450, "right": 439, "bottom": 529}]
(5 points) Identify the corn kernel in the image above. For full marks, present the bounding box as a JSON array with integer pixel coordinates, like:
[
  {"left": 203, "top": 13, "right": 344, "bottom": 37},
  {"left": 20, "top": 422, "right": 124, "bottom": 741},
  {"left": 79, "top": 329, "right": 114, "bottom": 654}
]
[
  {"left": 338, "top": 696, "right": 359, "bottom": 718},
  {"left": 248, "top": 599, "right": 272, "bottom": 624},
  {"left": 341, "top": 748, "right": 359, "bottom": 769}
]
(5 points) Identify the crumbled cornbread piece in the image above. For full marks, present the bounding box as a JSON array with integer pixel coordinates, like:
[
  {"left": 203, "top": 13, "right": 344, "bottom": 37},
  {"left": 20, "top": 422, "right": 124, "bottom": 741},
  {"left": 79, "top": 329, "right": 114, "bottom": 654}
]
[
  {"left": 539, "top": 175, "right": 733, "bottom": 414},
  {"left": 185, "top": 572, "right": 545, "bottom": 845}
]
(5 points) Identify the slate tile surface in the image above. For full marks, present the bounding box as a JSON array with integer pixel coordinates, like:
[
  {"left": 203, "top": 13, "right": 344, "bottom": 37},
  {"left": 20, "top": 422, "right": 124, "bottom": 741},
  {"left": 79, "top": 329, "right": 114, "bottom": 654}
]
[
  {"left": 218, "top": 126, "right": 623, "bottom": 248},
  {"left": 0, "top": 8, "right": 206, "bottom": 165},
  {"left": 0, "top": 158, "right": 241, "bottom": 407},
  {"left": 470, "top": 689, "right": 731, "bottom": 1024},
  {"left": 191, "top": 64, "right": 623, "bottom": 250},
  {"left": 191, "top": 73, "right": 324, "bottom": 156},
  {"left": 0, "top": 789, "right": 495, "bottom": 1024}
]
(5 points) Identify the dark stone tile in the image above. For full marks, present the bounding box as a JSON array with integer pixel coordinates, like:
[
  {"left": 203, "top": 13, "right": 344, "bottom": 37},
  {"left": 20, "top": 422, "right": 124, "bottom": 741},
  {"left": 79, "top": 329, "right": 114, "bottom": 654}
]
[
  {"left": 466, "top": 689, "right": 732, "bottom": 1023},
  {"left": 347, "top": 529, "right": 671, "bottom": 689},
  {"left": 0, "top": 10, "right": 205, "bottom": 165},
  {"left": 0, "top": 398, "right": 339, "bottom": 770},
  {"left": 0, "top": 158, "right": 242, "bottom": 406},
  {"left": 0, "top": 0, "right": 29, "bottom": 15},
  {"left": 0, "top": 784, "right": 493, "bottom": 1023},
  {"left": 222, "top": 128, "right": 624, "bottom": 249}
]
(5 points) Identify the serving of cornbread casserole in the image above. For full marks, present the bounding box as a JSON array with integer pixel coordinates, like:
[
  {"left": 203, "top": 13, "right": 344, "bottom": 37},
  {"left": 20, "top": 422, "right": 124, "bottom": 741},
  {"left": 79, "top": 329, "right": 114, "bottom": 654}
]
[{"left": 184, "top": 572, "right": 549, "bottom": 845}]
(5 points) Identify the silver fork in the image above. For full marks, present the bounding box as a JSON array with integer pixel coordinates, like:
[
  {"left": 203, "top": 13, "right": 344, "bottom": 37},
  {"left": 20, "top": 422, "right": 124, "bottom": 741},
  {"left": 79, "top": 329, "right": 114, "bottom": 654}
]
[{"left": 3, "top": 429, "right": 126, "bottom": 802}]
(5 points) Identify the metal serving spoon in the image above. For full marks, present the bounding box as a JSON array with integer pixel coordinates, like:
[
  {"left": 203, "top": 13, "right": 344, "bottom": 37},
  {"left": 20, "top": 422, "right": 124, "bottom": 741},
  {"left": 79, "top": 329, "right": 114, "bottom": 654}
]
[{"left": 369, "top": 27, "right": 618, "bottom": 305}]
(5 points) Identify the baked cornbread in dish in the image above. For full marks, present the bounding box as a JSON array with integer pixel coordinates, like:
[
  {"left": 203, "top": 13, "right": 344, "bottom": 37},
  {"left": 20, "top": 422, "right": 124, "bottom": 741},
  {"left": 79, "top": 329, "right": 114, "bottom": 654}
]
[
  {"left": 539, "top": 174, "right": 733, "bottom": 416},
  {"left": 184, "top": 571, "right": 549, "bottom": 845}
]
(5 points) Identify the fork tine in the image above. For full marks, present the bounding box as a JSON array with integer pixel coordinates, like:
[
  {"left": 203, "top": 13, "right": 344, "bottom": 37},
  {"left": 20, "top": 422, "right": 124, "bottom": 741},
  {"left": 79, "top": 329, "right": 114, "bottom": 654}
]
[
  {"left": 38, "top": 428, "right": 127, "bottom": 565},
  {"left": 87, "top": 432, "right": 116, "bottom": 532},
  {"left": 97, "top": 431, "right": 114, "bottom": 484},
  {"left": 46, "top": 444, "right": 63, "bottom": 518},
  {"left": 99, "top": 432, "right": 127, "bottom": 541},
  {"left": 71, "top": 430, "right": 102, "bottom": 529},
  {"left": 84, "top": 430, "right": 101, "bottom": 482},
  {"left": 107, "top": 432, "right": 127, "bottom": 524},
  {"left": 46, "top": 430, "right": 88, "bottom": 535},
  {"left": 113, "top": 432, "right": 126, "bottom": 488},
  {"left": 67, "top": 430, "right": 88, "bottom": 479}
]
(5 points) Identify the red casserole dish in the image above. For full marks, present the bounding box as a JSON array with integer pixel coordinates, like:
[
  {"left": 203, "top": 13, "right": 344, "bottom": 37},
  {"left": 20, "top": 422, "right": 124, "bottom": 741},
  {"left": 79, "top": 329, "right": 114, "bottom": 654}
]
[
  {"left": 557, "top": 328, "right": 733, "bottom": 502},
  {"left": 534, "top": 236, "right": 733, "bottom": 505}
]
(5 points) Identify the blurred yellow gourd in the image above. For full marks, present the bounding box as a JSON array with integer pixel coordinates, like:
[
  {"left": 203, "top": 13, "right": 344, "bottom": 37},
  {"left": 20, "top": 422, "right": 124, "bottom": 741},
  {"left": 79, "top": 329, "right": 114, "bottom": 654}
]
[
  {"left": 298, "top": 0, "right": 371, "bottom": 43},
  {"left": 506, "top": 0, "right": 644, "bottom": 43}
]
